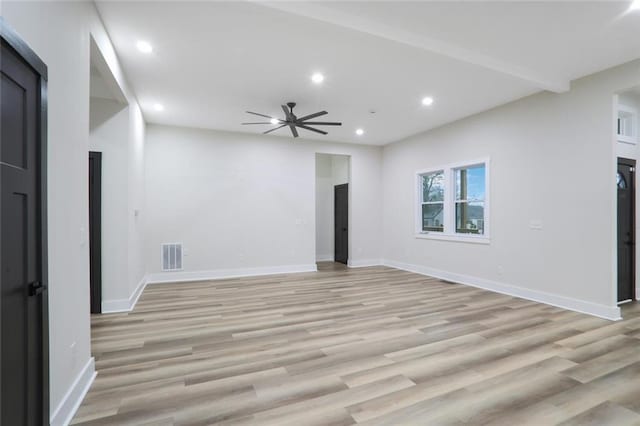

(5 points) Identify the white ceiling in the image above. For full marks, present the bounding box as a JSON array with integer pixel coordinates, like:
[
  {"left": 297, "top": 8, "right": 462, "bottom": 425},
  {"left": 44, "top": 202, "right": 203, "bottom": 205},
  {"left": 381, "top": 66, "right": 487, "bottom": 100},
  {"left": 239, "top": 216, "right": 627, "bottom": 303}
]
[{"left": 95, "top": 1, "right": 640, "bottom": 145}]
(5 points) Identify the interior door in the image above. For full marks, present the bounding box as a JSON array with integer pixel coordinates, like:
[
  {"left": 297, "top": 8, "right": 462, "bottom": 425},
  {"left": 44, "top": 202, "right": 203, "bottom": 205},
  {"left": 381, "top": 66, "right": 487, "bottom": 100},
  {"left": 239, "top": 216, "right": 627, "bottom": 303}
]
[
  {"left": 617, "top": 158, "right": 635, "bottom": 303},
  {"left": 89, "top": 152, "right": 102, "bottom": 313},
  {"left": 334, "top": 183, "right": 348, "bottom": 264},
  {"left": 1, "top": 30, "right": 48, "bottom": 425}
]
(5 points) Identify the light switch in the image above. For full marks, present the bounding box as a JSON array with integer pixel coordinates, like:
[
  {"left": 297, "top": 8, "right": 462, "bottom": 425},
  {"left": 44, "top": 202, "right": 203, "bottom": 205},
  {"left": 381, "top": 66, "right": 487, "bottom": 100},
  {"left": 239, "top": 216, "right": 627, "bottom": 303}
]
[{"left": 80, "top": 227, "right": 87, "bottom": 246}]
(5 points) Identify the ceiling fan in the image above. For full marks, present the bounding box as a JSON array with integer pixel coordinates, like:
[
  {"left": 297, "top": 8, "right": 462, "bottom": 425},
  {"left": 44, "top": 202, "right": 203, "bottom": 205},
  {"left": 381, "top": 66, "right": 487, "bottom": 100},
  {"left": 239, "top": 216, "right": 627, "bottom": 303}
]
[{"left": 242, "top": 102, "right": 342, "bottom": 138}]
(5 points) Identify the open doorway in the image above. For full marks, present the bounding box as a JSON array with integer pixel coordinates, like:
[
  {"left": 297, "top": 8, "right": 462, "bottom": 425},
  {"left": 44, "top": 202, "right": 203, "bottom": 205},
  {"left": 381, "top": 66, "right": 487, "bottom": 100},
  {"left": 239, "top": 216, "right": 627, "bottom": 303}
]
[
  {"left": 616, "top": 86, "right": 640, "bottom": 312},
  {"left": 88, "top": 36, "right": 128, "bottom": 314},
  {"left": 315, "top": 153, "right": 350, "bottom": 267}
]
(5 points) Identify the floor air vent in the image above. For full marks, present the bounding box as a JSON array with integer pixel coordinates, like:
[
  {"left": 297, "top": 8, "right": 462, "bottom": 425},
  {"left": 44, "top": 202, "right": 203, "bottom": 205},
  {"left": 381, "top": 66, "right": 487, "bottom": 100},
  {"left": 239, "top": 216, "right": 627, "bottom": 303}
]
[{"left": 162, "top": 243, "right": 183, "bottom": 271}]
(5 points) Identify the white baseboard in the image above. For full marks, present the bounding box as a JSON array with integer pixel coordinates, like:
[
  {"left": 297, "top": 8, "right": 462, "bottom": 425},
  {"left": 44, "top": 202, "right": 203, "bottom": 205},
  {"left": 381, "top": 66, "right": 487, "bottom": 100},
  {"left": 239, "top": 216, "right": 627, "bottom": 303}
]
[
  {"left": 50, "top": 357, "right": 96, "bottom": 426},
  {"left": 146, "top": 263, "right": 318, "bottom": 284},
  {"left": 101, "top": 298, "right": 130, "bottom": 313},
  {"left": 383, "top": 259, "right": 621, "bottom": 321},
  {"left": 316, "top": 254, "right": 334, "bottom": 262},
  {"left": 348, "top": 258, "right": 383, "bottom": 268},
  {"left": 101, "top": 275, "right": 148, "bottom": 313}
]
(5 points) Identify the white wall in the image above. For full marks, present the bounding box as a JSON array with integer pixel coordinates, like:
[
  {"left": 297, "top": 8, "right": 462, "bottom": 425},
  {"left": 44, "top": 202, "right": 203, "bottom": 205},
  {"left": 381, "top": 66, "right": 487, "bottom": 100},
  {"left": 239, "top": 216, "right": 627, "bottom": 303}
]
[
  {"left": 89, "top": 99, "right": 130, "bottom": 306},
  {"left": 315, "top": 154, "right": 334, "bottom": 261},
  {"left": 382, "top": 59, "right": 640, "bottom": 320},
  {"left": 2, "top": 1, "right": 145, "bottom": 423},
  {"left": 128, "top": 101, "right": 146, "bottom": 297},
  {"left": 315, "top": 153, "right": 350, "bottom": 261},
  {"left": 89, "top": 96, "right": 146, "bottom": 311},
  {"left": 144, "top": 125, "right": 382, "bottom": 281}
]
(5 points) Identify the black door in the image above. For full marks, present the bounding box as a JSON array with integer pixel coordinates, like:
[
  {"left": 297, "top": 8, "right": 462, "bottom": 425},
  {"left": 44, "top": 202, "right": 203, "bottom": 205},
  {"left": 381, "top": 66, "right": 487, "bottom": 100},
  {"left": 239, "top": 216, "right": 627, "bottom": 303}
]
[
  {"left": 617, "top": 158, "right": 635, "bottom": 303},
  {"left": 1, "top": 22, "right": 49, "bottom": 426},
  {"left": 89, "top": 152, "right": 102, "bottom": 313},
  {"left": 334, "top": 183, "right": 348, "bottom": 264}
]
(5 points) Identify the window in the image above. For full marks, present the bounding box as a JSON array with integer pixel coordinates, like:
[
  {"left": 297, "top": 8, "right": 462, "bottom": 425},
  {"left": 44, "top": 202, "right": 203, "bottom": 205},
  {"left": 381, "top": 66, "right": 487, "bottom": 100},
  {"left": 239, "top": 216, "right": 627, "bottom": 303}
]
[
  {"left": 416, "top": 159, "right": 489, "bottom": 242},
  {"left": 455, "top": 164, "right": 485, "bottom": 235},
  {"left": 420, "top": 171, "right": 444, "bottom": 232}
]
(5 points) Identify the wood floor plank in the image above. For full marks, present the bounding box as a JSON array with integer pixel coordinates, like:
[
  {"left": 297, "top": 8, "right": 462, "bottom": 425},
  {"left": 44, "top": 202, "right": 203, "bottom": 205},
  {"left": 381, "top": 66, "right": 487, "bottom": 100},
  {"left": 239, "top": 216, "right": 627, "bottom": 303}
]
[{"left": 71, "top": 262, "right": 640, "bottom": 425}]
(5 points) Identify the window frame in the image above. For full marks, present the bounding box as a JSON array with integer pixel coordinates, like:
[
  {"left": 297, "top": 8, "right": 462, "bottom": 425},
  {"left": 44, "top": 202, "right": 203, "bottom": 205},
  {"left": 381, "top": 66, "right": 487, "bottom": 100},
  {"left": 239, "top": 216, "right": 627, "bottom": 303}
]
[
  {"left": 419, "top": 170, "right": 445, "bottom": 233},
  {"left": 415, "top": 158, "right": 490, "bottom": 244}
]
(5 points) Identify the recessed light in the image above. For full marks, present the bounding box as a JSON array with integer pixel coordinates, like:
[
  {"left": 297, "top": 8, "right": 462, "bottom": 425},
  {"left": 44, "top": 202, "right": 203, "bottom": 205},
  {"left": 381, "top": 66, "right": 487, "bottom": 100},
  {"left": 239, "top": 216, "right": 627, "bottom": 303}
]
[
  {"left": 311, "top": 73, "right": 324, "bottom": 84},
  {"left": 422, "top": 96, "right": 434, "bottom": 106},
  {"left": 270, "top": 118, "right": 279, "bottom": 125},
  {"left": 136, "top": 40, "right": 153, "bottom": 54},
  {"left": 153, "top": 103, "right": 164, "bottom": 112},
  {"left": 630, "top": 0, "right": 640, "bottom": 10},
  {"left": 355, "top": 128, "right": 364, "bottom": 136}
]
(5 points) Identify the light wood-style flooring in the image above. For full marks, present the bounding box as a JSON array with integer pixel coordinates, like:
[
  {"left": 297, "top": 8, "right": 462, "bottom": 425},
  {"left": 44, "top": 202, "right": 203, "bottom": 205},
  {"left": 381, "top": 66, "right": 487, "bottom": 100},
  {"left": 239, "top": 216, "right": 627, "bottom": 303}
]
[{"left": 72, "top": 262, "right": 640, "bottom": 425}]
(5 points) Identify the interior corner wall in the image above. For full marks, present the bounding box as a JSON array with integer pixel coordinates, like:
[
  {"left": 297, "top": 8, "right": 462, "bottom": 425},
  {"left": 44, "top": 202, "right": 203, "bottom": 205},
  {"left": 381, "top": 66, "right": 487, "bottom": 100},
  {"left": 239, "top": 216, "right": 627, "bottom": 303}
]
[
  {"left": 315, "top": 154, "right": 334, "bottom": 261},
  {"left": 88, "top": 98, "right": 146, "bottom": 310},
  {"left": 128, "top": 103, "right": 146, "bottom": 296},
  {"left": 315, "top": 154, "right": 350, "bottom": 261},
  {"left": 382, "top": 59, "right": 640, "bottom": 318},
  {"left": 89, "top": 99, "right": 130, "bottom": 306},
  {"left": 2, "top": 1, "right": 146, "bottom": 422},
  {"left": 144, "top": 125, "right": 382, "bottom": 281}
]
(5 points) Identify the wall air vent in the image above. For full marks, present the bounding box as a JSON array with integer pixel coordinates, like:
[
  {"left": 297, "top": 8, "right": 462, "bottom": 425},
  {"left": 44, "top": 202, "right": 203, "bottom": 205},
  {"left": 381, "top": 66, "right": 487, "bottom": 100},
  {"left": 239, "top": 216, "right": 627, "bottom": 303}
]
[{"left": 161, "top": 243, "right": 183, "bottom": 271}]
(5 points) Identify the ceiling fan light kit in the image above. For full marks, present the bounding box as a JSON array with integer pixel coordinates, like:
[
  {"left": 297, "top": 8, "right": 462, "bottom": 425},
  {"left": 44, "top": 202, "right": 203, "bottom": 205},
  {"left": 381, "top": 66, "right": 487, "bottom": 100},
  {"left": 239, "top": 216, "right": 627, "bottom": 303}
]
[{"left": 242, "top": 102, "right": 342, "bottom": 138}]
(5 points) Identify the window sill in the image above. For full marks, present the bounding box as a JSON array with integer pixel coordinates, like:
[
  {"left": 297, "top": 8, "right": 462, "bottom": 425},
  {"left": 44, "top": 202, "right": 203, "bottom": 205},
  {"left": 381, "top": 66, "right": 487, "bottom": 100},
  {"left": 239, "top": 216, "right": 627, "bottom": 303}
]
[
  {"left": 618, "top": 135, "right": 637, "bottom": 145},
  {"left": 415, "top": 232, "right": 490, "bottom": 244}
]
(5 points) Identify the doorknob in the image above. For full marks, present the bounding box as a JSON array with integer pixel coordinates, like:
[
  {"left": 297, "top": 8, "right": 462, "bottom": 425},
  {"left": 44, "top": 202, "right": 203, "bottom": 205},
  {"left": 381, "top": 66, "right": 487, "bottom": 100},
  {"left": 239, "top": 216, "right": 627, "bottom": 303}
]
[{"left": 29, "top": 281, "right": 46, "bottom": 296}]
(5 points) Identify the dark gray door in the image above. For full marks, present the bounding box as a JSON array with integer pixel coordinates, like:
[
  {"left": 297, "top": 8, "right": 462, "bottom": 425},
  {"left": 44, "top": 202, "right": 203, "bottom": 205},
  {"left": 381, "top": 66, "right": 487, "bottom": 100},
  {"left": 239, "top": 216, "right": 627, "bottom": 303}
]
[
  {"left": 1, "top": 29, "right": 48, "bottom": 425},
  {"left": 617, "top": 158, "right": 635, "bottom": 303},
  {"left": 89, "top": 152, "right": 102, "bottom": 313},
  {"left": 334, "top": 183, "right": 348, "bottom": 264}
]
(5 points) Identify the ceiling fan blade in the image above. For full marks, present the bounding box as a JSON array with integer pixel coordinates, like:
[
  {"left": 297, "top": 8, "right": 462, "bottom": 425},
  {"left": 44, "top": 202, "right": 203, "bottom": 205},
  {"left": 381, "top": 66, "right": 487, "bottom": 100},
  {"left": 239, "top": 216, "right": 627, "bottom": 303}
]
[
  {"left": 300, "top": 121, "right": 342, "bottom": 126},
  {"left": 298, "top": 111, "right": 327, "bottom": 121},
  {"left": 242, "top": 122, "right": 272, "bottom": 125},
  {"left": 281, "top": 105, "right": 292, "bottom": 121},
  {"left": 296, "top": 124, "right": 328, "bottom": 135},
  {"left": 263, "top": 124, "right": 286, "bottom": 134},
  {"left": 289, "top": 124, "right": 299, "bottom": 138},
  {"left": 246, "top": 111, "right": 274, "bottom": 119}
]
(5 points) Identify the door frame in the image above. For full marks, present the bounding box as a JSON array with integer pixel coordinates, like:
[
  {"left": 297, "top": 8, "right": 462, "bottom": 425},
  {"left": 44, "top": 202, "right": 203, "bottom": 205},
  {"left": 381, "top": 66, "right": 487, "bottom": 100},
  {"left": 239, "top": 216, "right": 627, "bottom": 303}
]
[
  {"left": 618, "top": 157, "right": 636, "bottom": 303},
  {"left": 89, "top": 152, "right": 102, "bottom": 313},
  {"left": 1, "top": 17, "right": 49, "bottom": 424}
]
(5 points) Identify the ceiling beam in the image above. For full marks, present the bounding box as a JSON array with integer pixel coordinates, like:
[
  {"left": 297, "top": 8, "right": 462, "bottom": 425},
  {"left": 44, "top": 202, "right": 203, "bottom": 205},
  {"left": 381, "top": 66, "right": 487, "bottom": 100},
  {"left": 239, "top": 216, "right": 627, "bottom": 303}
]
[{"left": 253, "top": 1, "right": 570, "bottom": 93}]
